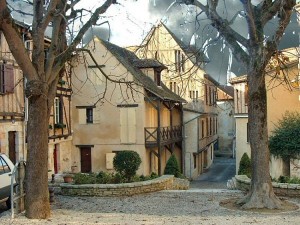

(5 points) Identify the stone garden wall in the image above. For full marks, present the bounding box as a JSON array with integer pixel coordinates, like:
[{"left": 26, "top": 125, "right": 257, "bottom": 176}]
[
  {"left": 60, "top": 175, "right": 189, "bottom": 197},
  {"left": 235, "top": 175, "right": 300, "bottom": 197}
]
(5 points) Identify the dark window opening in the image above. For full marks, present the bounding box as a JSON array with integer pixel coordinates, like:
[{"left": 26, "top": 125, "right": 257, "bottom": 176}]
[{"left": 86, "top": 108, "right": 93, "bottom": 124}]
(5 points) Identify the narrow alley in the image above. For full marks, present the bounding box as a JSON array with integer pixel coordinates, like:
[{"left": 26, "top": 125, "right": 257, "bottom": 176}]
[{"left": 190, "top": 155, "right": 236, "bottom": 189}]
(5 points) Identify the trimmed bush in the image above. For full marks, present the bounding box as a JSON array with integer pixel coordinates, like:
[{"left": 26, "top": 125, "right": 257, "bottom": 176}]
[
  {"left": 164, "top": 154, "right": 181, "bottom": 177},
  {"left": 74, "top": 173, "right": 97, "bottom": 184},
  {"left": 238, "top": 153, "right": 251, "bottom": 178},
  {"left": 113, "top": 150, "right": 142, "bottom": 182}
]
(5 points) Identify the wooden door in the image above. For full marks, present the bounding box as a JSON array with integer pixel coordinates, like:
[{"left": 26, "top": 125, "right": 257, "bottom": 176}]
[
  {"left": 8, "top": 131, "right": 16, "bottom": 164},
  {"left": 53, "top": 145, "right": 59, "bottom": 174},
  {"left": 80, "top": 147, "right": 91, "bottom": 173}
]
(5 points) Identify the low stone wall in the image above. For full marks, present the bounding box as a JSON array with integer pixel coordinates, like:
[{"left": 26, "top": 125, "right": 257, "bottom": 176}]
[
  {"left": 60, "top": 175, "right": 189, "bottom": 197},
  {"left": 235, "top": 175, "right": 300, "bottom": 197}
]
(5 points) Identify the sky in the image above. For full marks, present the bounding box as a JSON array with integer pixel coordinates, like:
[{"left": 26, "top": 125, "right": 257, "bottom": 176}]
[
  {"left": 9, "top": 0, "right": 300, "bottom": 85},
  {"left": 79, "top": 0, "right": 300, "bottom": 84}
]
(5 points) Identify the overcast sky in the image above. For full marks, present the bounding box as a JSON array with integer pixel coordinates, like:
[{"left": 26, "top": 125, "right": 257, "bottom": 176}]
[
  {"left": 81, "top": 0, "right": 299, "bottom": 84},
  {"left": 10, "top": 0, "right": 299, "bottom": 85}
]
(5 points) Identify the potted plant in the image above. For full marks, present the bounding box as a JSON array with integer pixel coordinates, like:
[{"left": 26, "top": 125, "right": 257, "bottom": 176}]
[{"left": 63, "top": 173, "right": 74, "bottom": 183}]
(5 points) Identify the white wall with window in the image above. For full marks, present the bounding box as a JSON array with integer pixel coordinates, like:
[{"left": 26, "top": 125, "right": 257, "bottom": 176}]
[{"left": 77, "top": 106, "right": 101, "bottom": 124}]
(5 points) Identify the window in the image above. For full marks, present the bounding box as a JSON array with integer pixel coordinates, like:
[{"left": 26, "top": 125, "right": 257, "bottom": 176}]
[
  {"left": 170, "top": 82, "right": 178, "bottom": 94},
  {"left": 193, "top": 154, "right": 197, "bottom": 169},
  {"left": 189, "top": 90, "right": 198, "bottom": 102},
  {"left": 77, "top": 106, "right": 98, "bottom": 124},
  {"left": 0, "top": 64, "right": 14, "bottom": 94},
  {"left": 245, "top": 84, "right": 249, "bottom": 106},
  {"left": 205, "top": 84, "right": 208, "bottom": 105},
  {"left": 201, "top": 120, "right": 205, "bottom": 138},
  {"left": 54, "top": 97, "right": 63, "bottom": 124},
  {"left": 154, "top": 70, "right": 161, "bottom": 86},
  {"left": 210, "top": 118, "right": 212, "bottom": 135},
  {"left": 209, "top": 87, "right": 212, "bottom": 105},
  {"left": 86, "top": 108, "right": 93, "bottom": 123},
  {"left": 174, "top": 50, "right": 185, "bottom": 72},
  {"left": 206, "top": 118, "right": 209, "bottom": 136}
]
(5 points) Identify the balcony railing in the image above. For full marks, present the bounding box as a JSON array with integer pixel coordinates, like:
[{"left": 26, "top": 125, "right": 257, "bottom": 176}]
[{"left": 145, "top": 125, "right": 182, "bottom": 146}]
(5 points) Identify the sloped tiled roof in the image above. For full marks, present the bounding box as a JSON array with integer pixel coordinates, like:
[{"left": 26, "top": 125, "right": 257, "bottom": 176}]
[
  {"left": 218, "top": 85, "right": 234, "bottom": 97},
  {"left": 99, "top": 38, "right": 186, "bottom": 103},
  {"left": 133, "top": 59, "right": 167, "bottom": 69}
]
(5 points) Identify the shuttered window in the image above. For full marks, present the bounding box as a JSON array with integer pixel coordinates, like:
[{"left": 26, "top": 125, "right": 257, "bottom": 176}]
[
  {"left": 54, "top": 97, "right": 63, "bottom": 124},
  {"left": 0, "top": 64, "right": 14, "bottom": 94},
  {"left": 120, "top": 107, "right": 136, "bottom": 143}
]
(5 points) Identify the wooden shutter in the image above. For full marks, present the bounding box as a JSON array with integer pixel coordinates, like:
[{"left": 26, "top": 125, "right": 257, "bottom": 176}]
[
  {"left": 93, "top": 108, "right": 101, "bottom": 124},
  {"left": 0, "top": 64, "right": 4, "bottom": 93},
  {"left": 120, "top": 108, "right": 136, "bottom": 143},
  {"left": 127, "top": 108, "right": 136, "bottom": 143},
  {"left": 120, "top": 108, "right": 128, "bottom": 143},
  {"left": 4, "top": 64, "right": 14, "bottom": 93},
  {"left": 78, "top": 108, "right": 86, "bottom": 124}
]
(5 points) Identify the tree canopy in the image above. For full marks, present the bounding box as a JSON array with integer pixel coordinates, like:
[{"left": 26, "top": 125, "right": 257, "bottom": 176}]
[{"left": 269, "top": 111, "right": 300, "bottom": 160}]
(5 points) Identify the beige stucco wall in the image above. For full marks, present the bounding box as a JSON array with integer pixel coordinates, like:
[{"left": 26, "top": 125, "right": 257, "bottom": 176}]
[
  {"left": 217, "top": 100, "right": 235, "bottom": 151},
  {"left": 184, "top": 110, "right": 200, "bottom": 178},
  {"left": 48, "top": 138, "right": 73, "bottom": 174},
  {"left": 234, "top": 116, "right": 251, "bottom": 174},
  {"left": 0, "top": 121, "right": 26, "bottom": 161}
]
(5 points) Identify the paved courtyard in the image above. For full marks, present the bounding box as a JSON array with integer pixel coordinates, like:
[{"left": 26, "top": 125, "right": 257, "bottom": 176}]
[{"left": 1, "top": 190, "right": 300, "bottom": 225}]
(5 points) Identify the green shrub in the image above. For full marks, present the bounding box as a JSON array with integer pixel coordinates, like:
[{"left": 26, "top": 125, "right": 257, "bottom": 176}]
[
  {"left": 164, "top": 154, "right": 181, "bottom": 177},
  {"left": 278, "top": 175, "right": 289, "bottom": 183},
  {"left": 112, "top": 172, "right": 125, "bottom": 183},
  {"left": 238, "top": 153, "right": 251, "bottom": 178},
  {"left": 150, "top": 172, "right": 159, "bottom": 179},
  {"left": 113, "top": 150, "right": 142, "bottom": 182},
  {"left": 96, "top": 171, "right": 113, "bottom": 184},
  {"left": 74, "top": 173, "right": 97, "bottom": 184},
  {"left": 269, "top": 111, "right": 300, "bottom": 160},
  {"left": 274, "top": 176, "right": 300, "bottom": 184}
]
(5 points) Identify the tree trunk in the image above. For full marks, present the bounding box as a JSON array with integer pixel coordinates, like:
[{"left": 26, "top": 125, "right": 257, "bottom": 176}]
[
  {"left": 239, "top": 54, "right": 282, "bottom": 209},
  {"left": 282, "top": 157, "right": 290, "bottom": 177},
  {"left": 25, "top": 81, "right": 50, "bottom": 218}
]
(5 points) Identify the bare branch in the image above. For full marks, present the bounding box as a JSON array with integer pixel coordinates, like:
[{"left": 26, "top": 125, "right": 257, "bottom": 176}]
[
  {"left": 182, "top": 0, "right": 250, "bottom": 66},
  {"left": 55, "top": 0, "right": 117, "bottom": 68},
  {"left": 41, "top": 0, "right": 60, "bottom": 32},
  {"left": 0, "top": 0, "right": 37, "bottom": 80},
  {"left": 241, "top": 0, "right": 258, "bottom": 43}
]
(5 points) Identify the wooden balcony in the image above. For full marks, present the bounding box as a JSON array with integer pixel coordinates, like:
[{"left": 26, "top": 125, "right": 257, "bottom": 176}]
[{"left": 145, "top": 125, "right": 182, "bottom": 147}]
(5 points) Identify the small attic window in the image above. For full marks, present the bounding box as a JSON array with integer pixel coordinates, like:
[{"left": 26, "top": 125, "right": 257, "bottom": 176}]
[{"left": 154, "top": 70, "right": 161, "bottom": 86}]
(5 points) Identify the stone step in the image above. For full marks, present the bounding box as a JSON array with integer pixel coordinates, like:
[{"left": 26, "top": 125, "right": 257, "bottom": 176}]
[{"left": 227, "top": 177, "right": 237, "bottom": 190}]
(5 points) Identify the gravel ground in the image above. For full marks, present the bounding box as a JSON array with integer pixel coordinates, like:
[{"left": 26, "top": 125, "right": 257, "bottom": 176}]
[{"left": 1, "top": 190, "right": 300, "bottom": 225}]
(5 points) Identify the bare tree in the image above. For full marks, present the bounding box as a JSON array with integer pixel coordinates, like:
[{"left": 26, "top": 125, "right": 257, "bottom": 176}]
[
  {"left": 181, "top": 0, "right": 297, "bottom": 209},
  {"left": 0, "top": 0, "right": 119, "bottom": 219}
]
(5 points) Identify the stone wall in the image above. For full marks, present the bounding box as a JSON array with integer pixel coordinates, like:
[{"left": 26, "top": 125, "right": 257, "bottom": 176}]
[
  {"left": 60, "top": 175, "right": 189, "bottom": 197},
  {"left": 235, "top": 175, "right": 300, "bottom": 197}
]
